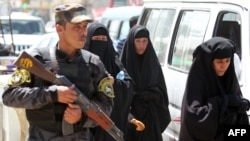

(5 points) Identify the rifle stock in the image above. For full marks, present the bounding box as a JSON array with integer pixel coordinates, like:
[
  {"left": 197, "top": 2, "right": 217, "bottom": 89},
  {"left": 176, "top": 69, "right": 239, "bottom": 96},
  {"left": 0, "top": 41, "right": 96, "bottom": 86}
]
[{"left": 14, "top": 51, "right": 124, "bottom": 141}]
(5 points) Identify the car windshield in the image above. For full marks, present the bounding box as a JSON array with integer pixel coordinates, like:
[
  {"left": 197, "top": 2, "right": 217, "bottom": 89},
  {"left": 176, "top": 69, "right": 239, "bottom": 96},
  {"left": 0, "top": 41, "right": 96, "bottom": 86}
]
[{"left": 1, "top": 19, "right": 45, "bottom": 35}]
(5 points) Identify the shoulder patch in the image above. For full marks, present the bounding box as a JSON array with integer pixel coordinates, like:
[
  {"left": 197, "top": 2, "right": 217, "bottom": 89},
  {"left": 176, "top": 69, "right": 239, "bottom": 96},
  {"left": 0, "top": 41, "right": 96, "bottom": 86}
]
[
  {"left": 8, "top": 69, "right": 31, "bottom": 86},
  {"left": 98, "top": 77, "right": 114, "bottom": 98}
]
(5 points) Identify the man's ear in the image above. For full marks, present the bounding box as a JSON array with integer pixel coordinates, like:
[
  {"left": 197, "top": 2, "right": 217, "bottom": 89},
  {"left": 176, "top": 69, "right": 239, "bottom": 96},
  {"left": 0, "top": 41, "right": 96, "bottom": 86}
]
[{"left": 55, "top": 24, "right": 63, "bottom": 33}]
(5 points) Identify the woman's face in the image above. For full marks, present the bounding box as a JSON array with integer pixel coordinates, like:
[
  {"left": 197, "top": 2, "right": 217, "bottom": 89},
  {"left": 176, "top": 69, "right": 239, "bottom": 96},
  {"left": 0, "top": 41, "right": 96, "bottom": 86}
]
[
  {"left": 213, "top": 58, "right": 231, "bottom": 76},
  {"left": 134, "top": 37, "right": 148, "bottom": 55}
]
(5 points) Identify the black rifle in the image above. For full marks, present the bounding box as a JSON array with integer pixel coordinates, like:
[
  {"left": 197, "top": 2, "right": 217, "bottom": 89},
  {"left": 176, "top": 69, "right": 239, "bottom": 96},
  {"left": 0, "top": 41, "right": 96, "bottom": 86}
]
[{"left": 14, "top": 51, "right": 124, "bottom": 141}]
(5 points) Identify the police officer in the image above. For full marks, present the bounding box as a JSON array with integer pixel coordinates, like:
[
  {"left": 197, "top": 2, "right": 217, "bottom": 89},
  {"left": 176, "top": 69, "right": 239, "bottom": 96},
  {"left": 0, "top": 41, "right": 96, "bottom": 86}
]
[{"left": 2, "top": 3, "right": 114, "bottom": 141}]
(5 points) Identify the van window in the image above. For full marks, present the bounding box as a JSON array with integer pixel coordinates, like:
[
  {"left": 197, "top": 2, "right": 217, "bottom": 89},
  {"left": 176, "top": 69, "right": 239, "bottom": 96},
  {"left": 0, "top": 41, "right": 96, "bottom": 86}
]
[
  {"left": 142, "top": 9, "right": 176, "bottom": 65},
  {"left": 170, "top": 10, "right": 210, "bottom": 72},
  {"left": 214, "top": 12, "right": 241, "bottom": 59},
  {"left": 109, "top": 20, "right": 121, "bottom": 41},
  {"left": 120, "top": 20, "right": 129, "bottom": 38},
  {"left": 143, "top": 9, "right": 161, "bottom": 39}
]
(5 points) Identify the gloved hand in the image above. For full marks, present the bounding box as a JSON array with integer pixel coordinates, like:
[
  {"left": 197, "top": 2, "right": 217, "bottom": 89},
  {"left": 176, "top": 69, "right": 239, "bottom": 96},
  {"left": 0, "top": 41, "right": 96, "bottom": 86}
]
[
  {"left": 130, "top": 118, "right": 145, "bottom": 131},
  {"left": 237, "top": 98, "right": 250, "bottom": 113}
]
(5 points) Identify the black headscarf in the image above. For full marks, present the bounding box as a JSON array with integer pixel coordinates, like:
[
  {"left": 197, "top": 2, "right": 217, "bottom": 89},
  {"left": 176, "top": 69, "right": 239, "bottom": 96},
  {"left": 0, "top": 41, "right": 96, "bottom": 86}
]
[
  {"left": 120, "top": 25, "right": 171, "bottom": 141},
  {"left": 121, "top": 25, "right": 156, "bottom": 90},
  {"left": 179, "top": 37, "right": 246, "bottom": 141},
  {"left": 84, "top": 23, "right": 119, "bottom": 77},
  {"left": 191, "top": 37, "right": 237, "bottom": 95}
]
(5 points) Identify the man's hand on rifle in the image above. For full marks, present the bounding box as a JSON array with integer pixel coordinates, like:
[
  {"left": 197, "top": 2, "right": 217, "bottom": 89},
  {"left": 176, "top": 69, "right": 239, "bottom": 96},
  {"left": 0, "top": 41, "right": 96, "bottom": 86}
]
[
  {"left": 57, "top": 84, "right": 77, "bottom": 104},
  {"left": 64, "top": 103, "right": 82, "bottom": 124}
]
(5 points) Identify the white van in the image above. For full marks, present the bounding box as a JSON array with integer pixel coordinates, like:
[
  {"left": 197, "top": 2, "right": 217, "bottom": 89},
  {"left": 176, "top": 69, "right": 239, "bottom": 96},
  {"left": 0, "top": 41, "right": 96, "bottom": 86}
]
[{"left": 138, "top": 0, "right": 250, "bottom": 140}]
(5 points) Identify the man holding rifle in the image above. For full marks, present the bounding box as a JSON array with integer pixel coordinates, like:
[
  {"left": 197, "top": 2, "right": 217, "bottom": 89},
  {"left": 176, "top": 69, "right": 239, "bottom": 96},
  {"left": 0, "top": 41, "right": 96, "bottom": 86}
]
[{"left": 2, "top": 3, "right": 116, "bottom": 141}]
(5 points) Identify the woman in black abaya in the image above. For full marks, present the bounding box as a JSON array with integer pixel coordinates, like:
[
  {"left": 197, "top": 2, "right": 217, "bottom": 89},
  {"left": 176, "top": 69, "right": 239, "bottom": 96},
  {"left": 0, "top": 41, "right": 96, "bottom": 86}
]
[
  {"left": 84, "top": 23, "right": 144, "bottom": 141},
  {"left": 120, "top": 25, "right": 171, "bottom": 141},
  {"left": 179, "top": 37, "right": 250, "bottom": 141}
]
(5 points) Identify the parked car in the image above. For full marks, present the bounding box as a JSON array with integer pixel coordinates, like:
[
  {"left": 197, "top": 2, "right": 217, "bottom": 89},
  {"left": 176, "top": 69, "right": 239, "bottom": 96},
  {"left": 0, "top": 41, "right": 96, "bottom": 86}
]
[
  {"left": 138, "top": 0, "right": 250, "bottom": 140},
  {"left": 0, "top": 12, "right": 46, "bottom": 55},
  {"left": 98, "top": 6, "right": 143, "bottom": 46}
]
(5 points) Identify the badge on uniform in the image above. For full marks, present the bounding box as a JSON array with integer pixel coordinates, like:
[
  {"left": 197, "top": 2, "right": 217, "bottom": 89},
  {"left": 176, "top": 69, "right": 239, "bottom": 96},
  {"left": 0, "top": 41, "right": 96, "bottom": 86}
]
[
  {"left": 98, "top": 77, "right": 114, "bottom": 98},
  {"left": 8, "top": 68, "right": 31, "bottom": 86}
]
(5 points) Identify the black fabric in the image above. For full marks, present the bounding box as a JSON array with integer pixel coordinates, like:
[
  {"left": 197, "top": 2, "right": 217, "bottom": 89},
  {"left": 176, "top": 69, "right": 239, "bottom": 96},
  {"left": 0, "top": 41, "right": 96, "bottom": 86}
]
[
  {"left": 213, "top": 44, "right": 233, "bottom": 59},
  {"left": 84, "top": 23, "right": 118, "bottom": 77},
  {"left": 84, "top": 23, "right": 135, "bottom": 141},
  {"left": 120, "top": 25, "right": 171, "bottom": 141},
  {"left": 134, "top": 30, "right": 149, "bottom": 39},
  {"left": 92, "top": 28, "right": 106, "bottom": 36},
  {"left": 179, "top": 37, "right": 249, "bottom": 141},
  {"left": 89, "top": 41, "right": 107, "bottom": 61}
]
